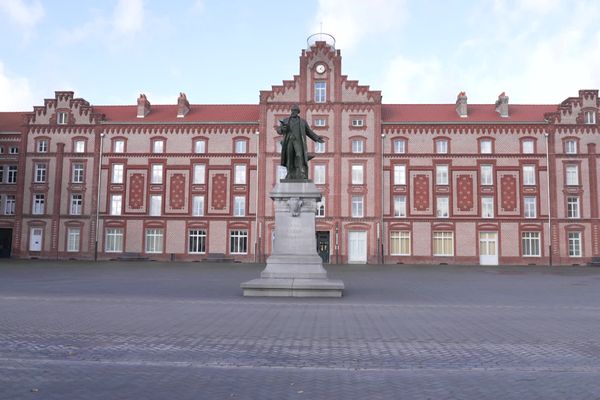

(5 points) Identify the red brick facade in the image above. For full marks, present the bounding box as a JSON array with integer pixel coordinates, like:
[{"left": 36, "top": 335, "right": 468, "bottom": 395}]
[{"left": 0, "top": 42, "right": 599, "bottom": 265}]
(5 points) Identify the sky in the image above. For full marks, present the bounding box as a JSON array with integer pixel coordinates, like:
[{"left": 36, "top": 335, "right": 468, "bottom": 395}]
[{"left": 1, "top": 0, "right": 599, "bottom": 111}]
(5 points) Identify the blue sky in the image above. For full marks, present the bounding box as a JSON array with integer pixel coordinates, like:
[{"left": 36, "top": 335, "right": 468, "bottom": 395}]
[{"left": 1, "top": 0, "right": 599, "bottom": 111}]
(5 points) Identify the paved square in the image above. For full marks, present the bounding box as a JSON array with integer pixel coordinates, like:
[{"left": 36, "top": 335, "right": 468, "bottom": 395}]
[{"left": 1, "top": 260, "right": 599, "bottom": 399}]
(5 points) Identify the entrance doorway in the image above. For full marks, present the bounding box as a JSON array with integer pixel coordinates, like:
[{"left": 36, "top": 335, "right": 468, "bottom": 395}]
[
  {"left": 0, "top": 228, "right": 12, "bottom": 258},
  {"left": 348, "top": 231, "right": 367, "bottom": 263},
  {"left": 479, "top": 232, "right": 499, "bottom": 265},
  {"left": 316, "top": 231, "right": 330, "bottom": 263},
  {"left": 29, "top": 228, "right": 43, "bottom": 252}
]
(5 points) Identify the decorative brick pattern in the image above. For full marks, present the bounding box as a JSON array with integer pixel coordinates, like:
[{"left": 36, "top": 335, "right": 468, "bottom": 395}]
[
  {"left": 414, "top": 174, "right": 430, "bottom": 211},
  {"left": 500, "top": 175, "right": 517, "bottom": 212},
  {"left": 169, "top": 174, "right": 185, "bottom": 210},
  {"left": 211, "top": 174, "right": 228, "bottom": 210},
  {"left": 457, "top": 175, "right": 474, "bottom": 211},
  {"left": 129, "top": 174, "right": 145, "bottom": 210}
]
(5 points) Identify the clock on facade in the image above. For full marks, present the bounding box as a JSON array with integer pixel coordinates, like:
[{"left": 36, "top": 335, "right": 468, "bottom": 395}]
[{"left": 315, "top": 64, "right": 326, "bottom": 74}]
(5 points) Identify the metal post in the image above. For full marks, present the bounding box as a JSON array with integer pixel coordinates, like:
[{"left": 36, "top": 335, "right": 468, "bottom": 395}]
[
  {"left": 381, "top": 133, "right": 385, "bottom": 265},
  {"left": 254, "top": 130, "right": 260, "bottom": 263},
  {"left": 544, "top": 132, "right": 552, "bottom": 266},
  {"left": 94, "top": 133, "right": 105, "bottom": 261}
]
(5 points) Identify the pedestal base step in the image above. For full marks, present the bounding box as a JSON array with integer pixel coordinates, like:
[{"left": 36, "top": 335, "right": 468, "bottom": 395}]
[{"left": 241, "top": 278, "right": 344, "bottom": 298}]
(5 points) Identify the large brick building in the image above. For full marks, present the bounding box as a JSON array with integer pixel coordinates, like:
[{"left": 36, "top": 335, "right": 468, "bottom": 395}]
[{"left": 0, "top": 40, "right": 599, "bottom": 265}]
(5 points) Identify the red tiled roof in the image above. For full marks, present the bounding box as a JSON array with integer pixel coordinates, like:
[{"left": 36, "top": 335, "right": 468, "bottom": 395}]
[
  {"left": 0, "top": 112, "right": 24, "bottom": 131},
  {"left": 94, "top": 104, "right": 260, "bottom": 123},
  {"left": 382, "top": 104, "right": 556, "bottom": 123}
]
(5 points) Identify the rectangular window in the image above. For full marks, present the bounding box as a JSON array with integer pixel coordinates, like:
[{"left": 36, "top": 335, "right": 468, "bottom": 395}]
[
  {"left": 524, "top": 196, "right": 537, "bottom": 218},
  {"left": 277, "top": 166, "right": 287, "bottom": 181},
  {"left": 32, "top": 194, "right": 45, "bottom": 215},
  {"left": 0, "top": 166, "right": 3, "bottom": 182},
  {"left": 74, "top": 140, "right": 85, "bottom": 153},
  {"left": 316, "top": 200, "right": 325, "bottom": 217},
  {"left": 314, "top": 81, "right": 326, "bottom": 103},
  {"left": 436, "top": 196, "right": 449, "bottom": 218},
  {"left": 394, "top": 196, "right": 406, "bottom": 217},
  {"left": 112, "top": 164, "right": 124, "bottom": 184},
  {"left": 37, "top": 140, "right": 48, "bottom": 153},
  {"left": 114, "top": 140, "right": 125, "bottom": 153},
  {"left": 313, "top": 165, "right": 325, "bottom": 184},
  {"left": 188, "top": 229, "right": 207, "bottom": 254},
  {"left": 194, "top": 140, "right": 206, "bottom": 154},
  {"left": 480, "top": 139, "right": 492, "bottom": 154},
  {"left": 230, "top": 230, "right": 248, "bottom": 254},
  {"left": 57, "top": 111, "right": 68, "bottom": 125},
  {"left": 390, "top": 231, "right": 411, "bottom": 255},
  {"left": 149, "top": 195, "right": 162, "bottom": 216},
  {"left": 351, "top": 140, "right": 364, "bottom": 153},
  {"left": 480, "top": 165, "right": 493, "bottom": 186},
  {"left": 351, "top": 165, "right": 364, "bottom": 185},
  {"left": 584, "top": 110, "right": 596, "bottom": 124},
  {"left": 314, "top": 118, "right": 326, "bottom": 127},
  {"left": 72, "top": 163, "right": 84, "bottom": 183},
  {"left": 522, "top": 232, "right": 541, "bottom": 257},
  {"left": 351, "top": 119, "right": 364, "bottom": 127},
  {"left": 234, "top": 196, "right": 245, "bottom": 216},
  {"left": 523, "top": 165, "right": 536, "bottom": 185},
  {"left": 151, "top": 164, "right": 163, "bottom": 184},
  {"left": 565, "top": 165, "right": 579, "bottom": 186},
  {"left": 34, "top": 163, "right": 47, "bottom": 183},
  {"left": 314, "top": 141, "right": 325, "bottom": 153},
  {"left": 105, "top": 228, "right": 124, "bottom": 253},
  {"left": 351, "top": 196, "right": 364, "bottom": 218},
  {"left": 234, "top": 140, "right": 247, "bottom": 154},
  {"left": 110, "top": 194, "right": 122, "bottom": 216},
  {"left": 568, "top": 232, "right": 582, "bottom": 257},
  {"left": 393, "top": 165, "right": 406, "bottom": 185},
  {"left": 522, "top": 140, "right": 534, "bottom": 154},
  {"left": 152, "top": 140, "right": 164, "bottom": 154},
  {"left": 9, "top": 146, "right": 19, "bottom": 154},
  {"left": 145, "top": 228, "right": 164, "bottom": 253},
  {"left": 192, "top": 195, "right": 204, "bottom": 216},
  {"left": 482, "top": 197, "right": 494, "bottom": 218},
  {"left": 7, "top": 166, "right": 17, "bottom": 183},
  {"left": 234, "top": 165, "right": 247, "bottom": 185},
  {"left": 4, "top": 195, "right": 16, "bottom": 215},
  {"left": 433, "top": 232, "right": 454, "bottom": 256},
  {"left": 567, "top": 197, "right": 580, "bottom": 219},
  {"left": 193, "top": 164, "right": 205, "bottom": 185},
  {"left": 436, "top": 165, "right": 449, "bottom": 185},
  {"left": 70, "top": 194, "right": 83, "bottom": 215},
  {"left": 67, "top": 228, "right": 80, "bottom": 252},
  {"left": 393, "top": 140, "right": 406, "bottom": 154},
  {"left": 435, "top": 140, "right": 448, "bottom": 154},
  {"left": 565, "top": 140, "right": 577, "bottom": 154}
]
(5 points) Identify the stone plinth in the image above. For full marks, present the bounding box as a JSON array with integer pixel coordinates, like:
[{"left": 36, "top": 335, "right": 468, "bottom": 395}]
[{"left": 241, "top": 180, "right": 344, "bottom": 297}]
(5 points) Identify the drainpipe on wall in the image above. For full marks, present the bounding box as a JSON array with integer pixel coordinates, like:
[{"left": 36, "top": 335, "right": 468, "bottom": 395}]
[
  {"left": 94, "top": 132, "right": 105, "bottom": 262},
  {"left": 544, "top": 131, "right": 552, "bottom": 266},
  {"left": 381, "top": 133, "right": 386, "bottom": 265}
]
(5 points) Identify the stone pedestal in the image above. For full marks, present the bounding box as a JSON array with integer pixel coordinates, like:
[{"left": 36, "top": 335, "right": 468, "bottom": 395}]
[{"left": 241, "top": 180, "right": 344, "bottom": 297}]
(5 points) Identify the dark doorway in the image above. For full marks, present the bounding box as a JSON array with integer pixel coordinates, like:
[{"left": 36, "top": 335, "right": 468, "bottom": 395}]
[
  {"left": 0, "top": 229, "right": 12, "bottom": 258},
  {"left": 316, "top": 231, "right": 330, "bottom": 264}
]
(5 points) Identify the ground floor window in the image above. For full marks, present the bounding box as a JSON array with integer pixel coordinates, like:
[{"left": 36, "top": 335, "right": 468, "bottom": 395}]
[
  {"left": 230, "top": 230, "right": 248, "bottom": 254},
  {"left": 105, "top": 228, "right": 124, "bottom": 252},
  {"left": 522, "top": 231, "right": 541, "bottom": 257},
  {"left": 390, "top": 231, "right": 410, "bottom": 255},
  {"left": 433, "top": 231, "right": 453, "bottom": 256},
  {"left": 145, "top": 228, "right": 164, "bottom": 253},
  {"left": 189, "top": 229, "right": 207, "bottom": 254},
  {"left": 67, "top": 228, "right": 80, "bottom": 252},
  {"left": 568, "top": 232, "right": 582, "bottom": 257}
]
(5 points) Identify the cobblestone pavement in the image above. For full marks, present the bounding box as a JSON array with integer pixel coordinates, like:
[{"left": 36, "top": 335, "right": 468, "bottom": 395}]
[{"left": 1, "top": 260, "right": 600, "bottom": 399}]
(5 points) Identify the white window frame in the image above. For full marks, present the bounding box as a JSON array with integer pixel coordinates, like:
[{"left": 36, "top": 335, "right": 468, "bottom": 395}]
[
  {"left": 567, "top": 196, "right": 580, "bottom": 219},
  {"left": 234, "top": 164, "right": 247, "bottom": 185},
  {"left": 152, "top": 140, "right": 165, "bottom": 154},
  {"left": 314, "top": 118, "right": 326, "bottom": 127},
  {"left": 522, "top": 139, "right": 535, "bottom": 154},
  {"left": 524, "top": 196, "right": 537, "bottom": 218},
  {"left": 313, "top": 165, "right": 326, "bottom": 184},
  {"left": 145, "top": 228, "right": 164, "bottom": 253},
  {"left": 234, "top": 140, "right": 247, "bottom": 154},
  {"left": 351, "top": 165, "right": 364, "bottom": 185},
  {"left": 72, "top": 163, "right": 84, "bottom": 183},
  {"left": 565, "top": 165, "right": 579, "bottom": 186},
  {"left": 105, "top": 228, "right": 124, "bottom": 253},
  {"left": 192, "top": 195, "right": 205, "bottom": 216},
  {"left": 314, "top": 81, "right": 326, "bottom": 103},
  {"left": 393, "top": 165, "right": 406, "bottom": 185},
  {"left": 584, "top": 110, "right": 596, "bottom": 125},
  {"left": 277, "top": 166, "right": 287, "bottom": 181},
  {"left": 7, "top": 166, "right": 17, "bottom": 183},
  {"left": 112, "top": 164, "right": 124, "bottom": 184},
  {"left": 314, "top": 141, "right": 325, "bottom": 153},
  {"left": 393, "top": 139, "right": 406, "bottom": 154},
  {"left": 351, "top": 140, "right": 364, "bottom": 153},
  {"left": 390, "top": 231, "right": 411, "bottom": 256},
  {"left": 316, "top": 200, "right": 325, "bottom": 217},
  {"left": 110, "top": 194, "right": 122, "bottom": 216},
  {"left": 351, "top": 196, "right": 364, "bottom": 218},
  {"left": 436, "top": 196, "right": 449, "bottom": 218},
  {"left": 4, "top": 195, "right": 15, "bottom": 215},
  {"left": 480, "top": 165, "right": 493, "bottom": 186},
  {"left": 188, "top": 229, "right": 207, "bottom": 254},
  {"left": 194, "top": 140, "right": 206, "bottom": 154},
  {"left": 57, "top": 111, "right": 68, "bottom": 125},
  {"left": 436, "top": 165, "right": 449, "bottom": 185},
  {"left": 67, "top": 228, "right": 80, "bottom": 252},
  {"left": 351, "top": 119, "right": 364, "bottom": 127},
  {"left": 433, "top": 232, "right": 454, "bottom": 256},
  {"left": 151, "top": 164, "right": 163, "bottom": 184},
  {"left": 74, "top": 140, "right": 85, "bottom": 153},
  {"left": 568, "top": 232, "right": 582, "bottom": 257},
  {"left": 32, "top": 194, "right": 45, "bottom": 215},
  {"left": 114, "top": 140, "right": 125, "bottom": 153},
  {"left": 435, "top": 140, "right": 448, "bottom": 154},
  {"left": 480, "top": 139, "right": 493, "bottom": 154},
  {"left": 149, "top": 195, "right": 162, "bottom": 216},
  {"left": 70, "top": 194, "right": 83, "bottom": 215},
  {"left": 565, "top": 140, "right": 577, "bottom": 154},
  {"left": 523, "top": 165, "right": 536, "bottom": 186},
  {"left": 522, "top": 232, "right": 541, "bottom": 257},
  {"left": 34, "top": 163, "right": 47, "bottom": 183},
  {"left": 394, "top": 195, "right": 406, "bottom": 217},
  {"left": 230, "top": 230, "right": 248, "bottom": 254},
  {"left": 9, "top": 146, "right": 19, "bottom": 154},
  {"left": 481, "top": 197, "right": 494, "bottom": 218},
  {"left": 233, "top": 196, "right": 245, "bottom": 217},
  {"left": 193, "top": 164, "right": 206, "bottom": 185}
]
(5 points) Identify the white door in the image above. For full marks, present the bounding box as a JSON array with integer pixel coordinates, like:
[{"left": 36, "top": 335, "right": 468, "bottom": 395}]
[
  {"left": 30, "top": 228, "right": 43, "bottom": 252},
  {"left": 479, "top": 232, "right": 498, "bottom": 265},
  {"left": 348, "top": 231, "right": 367, "bottom": 263}
]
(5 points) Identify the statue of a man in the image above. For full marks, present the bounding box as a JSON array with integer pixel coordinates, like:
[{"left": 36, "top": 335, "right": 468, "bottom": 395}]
[{"left": 276, "top": 104, "right": 324, "bottom": 180}]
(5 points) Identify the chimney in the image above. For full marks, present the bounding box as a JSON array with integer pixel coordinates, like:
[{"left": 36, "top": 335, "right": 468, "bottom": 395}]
[
  {"left": 495, "top": 92, "right": 509, "bottom": 118},
  {"left": 456, "top": 91, "right": 468, "bottom": 118},
  {"left": 177, "top": 92, "right": 190, "bottom": 118},
  {"left": 137, "top": 94, "right": 151, "bottom": 118}
]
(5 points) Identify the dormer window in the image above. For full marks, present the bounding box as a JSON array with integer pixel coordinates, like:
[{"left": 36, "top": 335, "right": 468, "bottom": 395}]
[
  {"left": 74, "top": 140, "right": 85, "bottom": 153},
  {"left": 565, "top": 139, "right": 577, "bottom": 154},
  {"left": 37, "top": 139, "right": 48, "bottom": 153},
  {"left": 584, "top": 110, "right": 596, "bottom": 124},
  {"left": 393, "top": 139, "right": 406, "bottom": 154},
  {"left": 314, "top": 81, "right": 326, "bottom": 103},
  {"left": 479, "top": 139, "right": 493, "bottom": 154},
  {"left": 435, "top": 139, "right": 449, "bottom": 154},
  {"left": 57, "top": 111, "right": 68, "bottom": 125},
  {"left": 351, "top": 118, "right": 365, "bottom": 127},
  {"left": 152, "top": 139, "right": 165, "bottom": 154},
  {"left": 234, "top": 139, "right": 247, "bottom": 154}
]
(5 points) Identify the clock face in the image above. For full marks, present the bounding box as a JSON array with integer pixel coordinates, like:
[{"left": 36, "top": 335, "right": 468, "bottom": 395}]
[{"left": 316, "top": 64, "right": 326, "bottom": 74}]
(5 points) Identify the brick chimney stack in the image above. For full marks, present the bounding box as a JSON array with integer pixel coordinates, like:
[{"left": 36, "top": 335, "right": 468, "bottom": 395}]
[
  {"left": 495, "top": 92, "right": 509, "bottom": 118},
  {"left": 137, "top": 94, "right": 151, "bottom": 118},
  {"left": 456, "top": 91, "right": 468, "bottom": 118},
  {"left": 177, "top": 92, "right": 190, "bottom": 118}
]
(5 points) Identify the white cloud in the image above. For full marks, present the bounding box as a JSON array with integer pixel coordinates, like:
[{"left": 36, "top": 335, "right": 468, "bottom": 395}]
[
  {"left": 382, "top": 56, "right": 444, "bottom": 103},
  {"left": 113, "top": 0, "right": 144, "bottom": 35},
  {"left": 0, "top": 0, "right": 44, "bottom": 40},
  {"left": 0, "top": 61, "right": 35, "bottom": 111},
  {"left": 313, "top": 0, "right": 407, "bottom": 50}
]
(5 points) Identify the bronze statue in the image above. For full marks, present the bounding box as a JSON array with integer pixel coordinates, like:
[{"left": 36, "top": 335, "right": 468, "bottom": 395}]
[{"left": 276, "top": 104, "right": 324, "bottom": 180}]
